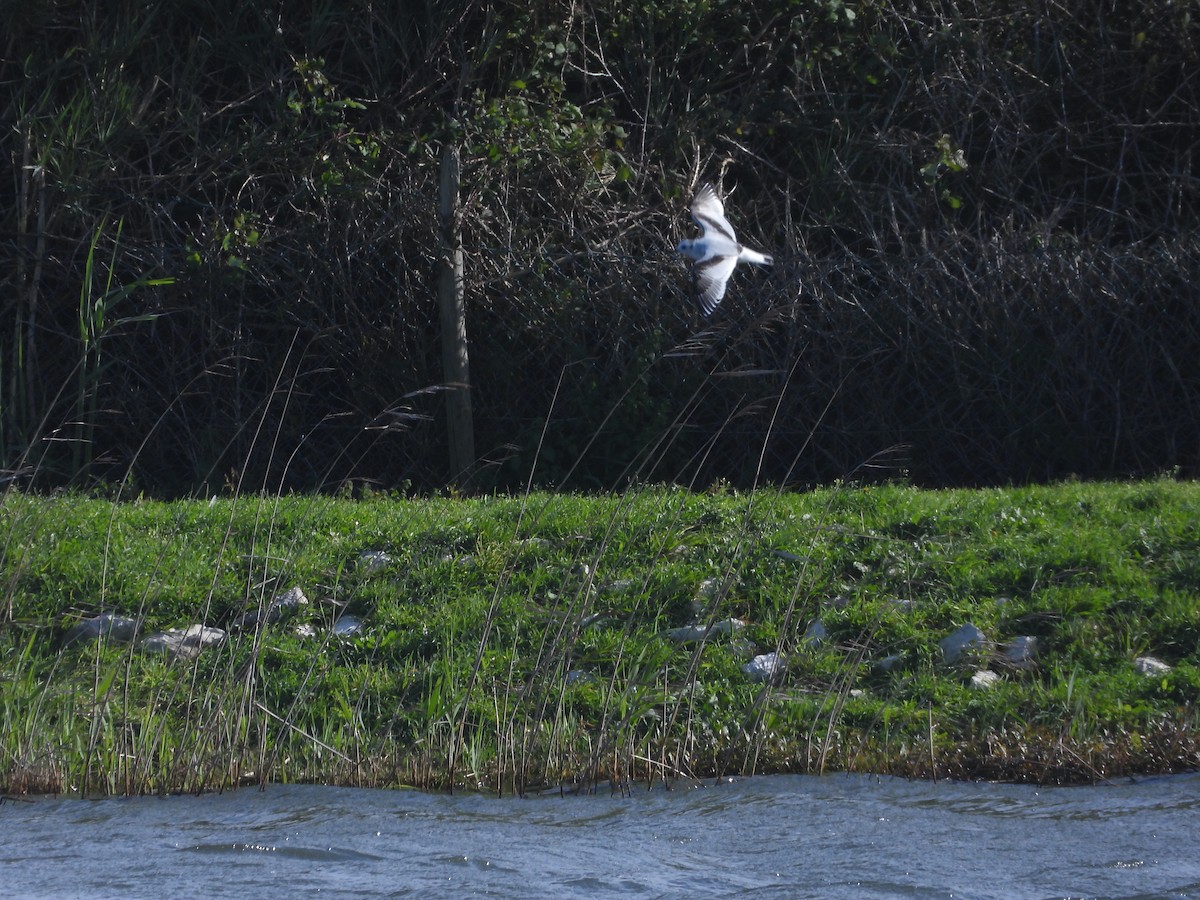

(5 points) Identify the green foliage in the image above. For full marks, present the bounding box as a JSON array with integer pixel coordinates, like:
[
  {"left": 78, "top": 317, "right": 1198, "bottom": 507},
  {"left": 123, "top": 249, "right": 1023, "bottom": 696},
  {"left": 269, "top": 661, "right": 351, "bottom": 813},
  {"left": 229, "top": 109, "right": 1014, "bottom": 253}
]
[{"left": 2, "top": 480, "right": 1199, "bottom": 793}]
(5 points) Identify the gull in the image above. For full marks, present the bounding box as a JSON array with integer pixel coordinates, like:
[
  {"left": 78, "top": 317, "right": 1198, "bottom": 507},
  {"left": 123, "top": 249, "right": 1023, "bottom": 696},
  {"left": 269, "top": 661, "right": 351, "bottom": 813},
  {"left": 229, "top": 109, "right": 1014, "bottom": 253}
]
[{"left": 676, "top": 183, "right": 773, "bottom": 315}]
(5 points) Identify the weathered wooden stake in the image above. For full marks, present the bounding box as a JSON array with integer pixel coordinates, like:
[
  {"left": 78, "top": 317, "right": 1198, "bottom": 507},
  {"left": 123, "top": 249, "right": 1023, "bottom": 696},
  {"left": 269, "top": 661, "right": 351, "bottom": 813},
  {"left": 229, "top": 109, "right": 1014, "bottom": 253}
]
[{"left": 438, "top": 141, "right": 474, "bottom": 486}]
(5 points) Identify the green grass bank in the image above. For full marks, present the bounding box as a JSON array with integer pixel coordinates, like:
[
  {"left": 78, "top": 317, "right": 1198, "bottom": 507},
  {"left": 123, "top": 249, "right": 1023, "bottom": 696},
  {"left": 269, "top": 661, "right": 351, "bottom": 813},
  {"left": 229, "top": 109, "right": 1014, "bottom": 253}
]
[{"left": 2, "top": 480, "right": 1198, "bottom": 796}]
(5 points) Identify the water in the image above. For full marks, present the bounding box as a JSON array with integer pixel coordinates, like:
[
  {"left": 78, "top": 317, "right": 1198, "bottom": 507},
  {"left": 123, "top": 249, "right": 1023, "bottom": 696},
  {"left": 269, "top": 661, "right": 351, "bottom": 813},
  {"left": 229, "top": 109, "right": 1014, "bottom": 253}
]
[{"left": 4, "top": 773, "right": 1199, "bottom": 898}]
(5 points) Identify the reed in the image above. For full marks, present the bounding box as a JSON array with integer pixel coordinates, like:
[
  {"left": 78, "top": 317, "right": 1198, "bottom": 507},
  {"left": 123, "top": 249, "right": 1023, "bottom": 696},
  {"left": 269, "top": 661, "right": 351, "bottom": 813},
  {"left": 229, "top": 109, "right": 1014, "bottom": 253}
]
[{"left": 4, "top": 1, "right": 1199, "bottom": 494}]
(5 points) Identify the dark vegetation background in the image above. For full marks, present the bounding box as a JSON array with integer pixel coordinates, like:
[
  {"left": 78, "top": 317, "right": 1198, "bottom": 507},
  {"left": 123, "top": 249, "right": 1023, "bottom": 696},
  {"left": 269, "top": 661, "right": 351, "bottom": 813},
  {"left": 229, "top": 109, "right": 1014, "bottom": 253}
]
[{"left": 3, "top": 0, "right": 1199, "bottom": 494}]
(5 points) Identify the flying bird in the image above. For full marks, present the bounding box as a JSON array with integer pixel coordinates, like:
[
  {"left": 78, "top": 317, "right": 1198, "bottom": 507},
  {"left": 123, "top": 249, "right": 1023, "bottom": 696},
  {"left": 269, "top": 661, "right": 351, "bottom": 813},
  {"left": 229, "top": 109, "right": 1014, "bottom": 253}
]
[{"left": 676, "top": 183, "right": 773, "bottom": 315}]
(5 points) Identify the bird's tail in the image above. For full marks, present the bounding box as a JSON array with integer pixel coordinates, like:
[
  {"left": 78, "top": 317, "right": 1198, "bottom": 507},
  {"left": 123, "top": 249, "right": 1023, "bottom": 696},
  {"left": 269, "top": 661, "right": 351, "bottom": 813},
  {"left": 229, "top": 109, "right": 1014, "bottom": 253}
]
[{"left": 740, "top": 248, "right": 772, "bottom": 265}]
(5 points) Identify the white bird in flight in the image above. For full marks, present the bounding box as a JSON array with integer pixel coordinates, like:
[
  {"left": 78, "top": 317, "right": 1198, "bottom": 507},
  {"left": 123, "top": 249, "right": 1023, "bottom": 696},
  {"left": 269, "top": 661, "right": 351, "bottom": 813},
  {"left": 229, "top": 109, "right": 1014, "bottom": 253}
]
[{"left": 676, "top": 183, "right": 773, "bottom": 315}]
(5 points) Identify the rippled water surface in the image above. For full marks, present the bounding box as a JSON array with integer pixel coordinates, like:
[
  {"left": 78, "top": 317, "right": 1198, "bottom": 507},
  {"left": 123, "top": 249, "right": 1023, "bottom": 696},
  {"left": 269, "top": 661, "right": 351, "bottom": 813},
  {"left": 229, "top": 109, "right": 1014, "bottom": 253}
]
[{"left": 4, "top": 773, "right": 1199, "bottom": 898}]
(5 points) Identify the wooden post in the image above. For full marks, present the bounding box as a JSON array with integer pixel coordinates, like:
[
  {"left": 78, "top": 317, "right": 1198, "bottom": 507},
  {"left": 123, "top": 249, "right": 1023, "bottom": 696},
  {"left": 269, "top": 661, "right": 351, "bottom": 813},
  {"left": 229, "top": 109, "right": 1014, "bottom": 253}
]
[{"left": 438, "top": 141, "right": 474, "bottom": 486}]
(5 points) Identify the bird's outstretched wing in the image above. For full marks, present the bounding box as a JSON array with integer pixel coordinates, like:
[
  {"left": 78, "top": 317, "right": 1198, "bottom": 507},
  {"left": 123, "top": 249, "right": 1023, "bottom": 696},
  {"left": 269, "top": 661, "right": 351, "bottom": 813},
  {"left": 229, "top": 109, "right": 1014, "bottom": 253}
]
[
  {"left": 693, "top": 254, "right": 739, "bottom": 316},
  {"left": 689, "top": 184, "right": 737, "bottom": 242}
]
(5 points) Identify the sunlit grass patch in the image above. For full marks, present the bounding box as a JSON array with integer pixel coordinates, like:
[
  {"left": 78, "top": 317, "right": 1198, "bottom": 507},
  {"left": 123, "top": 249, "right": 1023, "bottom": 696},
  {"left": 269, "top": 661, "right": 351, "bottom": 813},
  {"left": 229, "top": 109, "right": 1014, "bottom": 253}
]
[{"left": 3, "top": 479, "right": 1199, "bottom": 795}]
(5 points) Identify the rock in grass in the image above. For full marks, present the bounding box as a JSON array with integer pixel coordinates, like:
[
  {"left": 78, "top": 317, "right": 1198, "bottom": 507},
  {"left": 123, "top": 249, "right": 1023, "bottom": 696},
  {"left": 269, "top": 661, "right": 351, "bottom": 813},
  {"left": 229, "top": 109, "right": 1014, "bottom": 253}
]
[
  {"left": 802, "top": 619, "right": 827, "bottom": 648},
  {"left": 292, "top": 614, "right": 361, "bottom": 638},
  {"left": 1002, "top": 635, "right": 1039, "bottom": 670},
  {"left": 743, "top": 652, "right": 786, "bottom": 683},
  {"left": 1135, "top": 656, "right": 1172, "bottom": 676},
  {"left": 710, "top": 618, "right": 745, "bottom": 636},
  {"left": 358, "top": 550, "right": 392, "bottom": 573},
  {"left": 666, "top": 618, "right": 745, "bottom": 643},
  {"left": 231, "top": 586, "right": 310, "bottom": 630},
  {"left": 600, "top": 578, "right": 636, "bottom": 595},
  {"left": 140, "top": 624, "right": 226, "bottom": 661},
  {"left": 875, "top": 654, "right": 903, "bottom": 672},
  {"left": 667, "top": 624, "right": 709, "bottom": 642},
  {"left": 271, "top": 586, "right": 309, "bottom": 615},
  {"left": 970, "top": 669, "right": 1001, "bottom": 689},
  {"left": 940, "top": 622, "right": 987, "bottom": 666},
  {"left": 62, "top": 613, "right": 141, "bottom": 647}
]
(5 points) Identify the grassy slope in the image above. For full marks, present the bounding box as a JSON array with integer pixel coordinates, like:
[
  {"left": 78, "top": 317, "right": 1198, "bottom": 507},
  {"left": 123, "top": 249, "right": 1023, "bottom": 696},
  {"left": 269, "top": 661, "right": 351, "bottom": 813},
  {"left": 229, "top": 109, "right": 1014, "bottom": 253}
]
[{"left": 2, "top": 480, "right": 1198, "bottom": 795}]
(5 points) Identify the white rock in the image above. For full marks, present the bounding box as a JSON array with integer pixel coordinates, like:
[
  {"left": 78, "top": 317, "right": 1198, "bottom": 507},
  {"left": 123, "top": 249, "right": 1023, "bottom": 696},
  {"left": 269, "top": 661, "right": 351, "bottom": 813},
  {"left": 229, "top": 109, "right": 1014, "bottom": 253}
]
[
  {"left": 600, "top": 579, "right": 635, "bottom": 595},
  {"left": 940, "top": 623, "right": 987, "bottom": 665},
  {"left": 141, "top": 625, "right": 226, "bottom": 661},
  {"left": 272, "top": 586, "right": 309, "bottom": 612},
  {"left": 232, "top": 587, "right": 310, "bottom": 630},
  {"left": 970, "top": 669, "right": 1001, "bottom": 689},
  {"left": 1134, "top": 656, "right": 1172, "bottom": 676},
  {"left": 358, "top": 550, "right": 392, "bottom": 573},
  {"left": 743, "top": 652, "right": 785, "bottom": 683}
]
